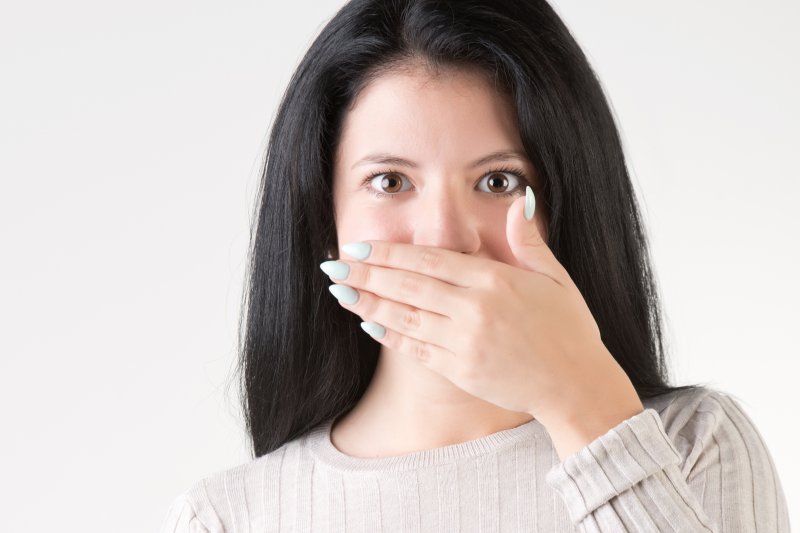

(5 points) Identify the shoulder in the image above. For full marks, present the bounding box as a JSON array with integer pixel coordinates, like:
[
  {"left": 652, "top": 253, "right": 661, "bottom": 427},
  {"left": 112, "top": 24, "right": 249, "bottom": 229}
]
[
  {"left": 158, "top": 487, "right": 221, "bottom": 533},
  {"left": 642, "top": 385, "right": 778, "bottom": 477},
  {"left": 159, "top": 430, "right": 316, "bottom": 533},
  {"left": 638, "top": 384, "right": 790, "bottom": 529}
]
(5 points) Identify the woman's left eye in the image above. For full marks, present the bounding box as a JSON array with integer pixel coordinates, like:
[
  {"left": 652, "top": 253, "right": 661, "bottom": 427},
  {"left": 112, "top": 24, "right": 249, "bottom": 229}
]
[
  {"left": 476, "top": 171, "right": 525, "bottom": 197},
  {"left": 360, "top": 168, "right": 530, "bottom": 199}
]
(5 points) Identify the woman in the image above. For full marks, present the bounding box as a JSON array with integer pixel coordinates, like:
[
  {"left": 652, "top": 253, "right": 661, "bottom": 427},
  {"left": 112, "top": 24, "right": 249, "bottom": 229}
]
[{"left": 160, "top": 0, "right": 790, "bottom": 531}]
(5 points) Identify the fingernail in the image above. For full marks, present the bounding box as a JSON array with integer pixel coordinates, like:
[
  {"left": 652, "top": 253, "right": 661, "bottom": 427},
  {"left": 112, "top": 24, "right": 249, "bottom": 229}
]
[
  {"left": 341, "top": 242, "right": 372, "bottom": 260},
  {"left": 328, "top": 284, "right": 359, "bottom": 305},
  {"left": 360, "top": 321, "right": 385, "bottom": 338},
  {"left": 319, "top": 260, "right": 350, "bottom": 280},
  {"left": 524, "top": 185, "right": 536, "bottom": 221}
]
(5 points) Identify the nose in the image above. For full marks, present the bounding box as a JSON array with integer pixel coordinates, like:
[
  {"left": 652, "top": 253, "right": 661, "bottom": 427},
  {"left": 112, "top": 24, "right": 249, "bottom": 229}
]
[{"left": 411, "top": 181, "right": 482, "bottom": 254}]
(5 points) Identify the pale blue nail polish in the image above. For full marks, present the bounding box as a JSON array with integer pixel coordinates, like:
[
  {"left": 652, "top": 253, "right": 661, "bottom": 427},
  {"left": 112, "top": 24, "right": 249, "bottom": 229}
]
[
  {"left": 319, "top": 260, "right": 350, "bottom": 280},
  {"left": 341, "top": 242, "right": 372, "bottom": 260},
  {"left": 328, "top": 284, "right": 359, "bottom": 304},
  {"left": 524, "top": 185, "right": 536, "bottom": 221},
  {"left": 360, "top": 321, "right": 385, "bottom": 338}
]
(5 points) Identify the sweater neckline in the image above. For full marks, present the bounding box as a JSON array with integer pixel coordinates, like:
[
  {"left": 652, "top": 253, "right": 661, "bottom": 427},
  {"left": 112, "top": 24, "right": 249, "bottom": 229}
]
[{"left": 306, "top": 415, "right": 548, "bottom": 473}]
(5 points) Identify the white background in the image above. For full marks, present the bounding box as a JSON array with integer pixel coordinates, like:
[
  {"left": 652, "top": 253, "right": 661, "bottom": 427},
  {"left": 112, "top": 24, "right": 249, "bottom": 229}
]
[{"left": 1, "top": 1, "right": 797, "bottom": 531}]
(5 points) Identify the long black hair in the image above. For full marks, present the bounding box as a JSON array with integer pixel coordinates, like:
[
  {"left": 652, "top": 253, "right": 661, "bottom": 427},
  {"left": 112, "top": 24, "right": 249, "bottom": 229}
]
[{"left": 232, "top": 0, "right": 704, "bottom": 458}]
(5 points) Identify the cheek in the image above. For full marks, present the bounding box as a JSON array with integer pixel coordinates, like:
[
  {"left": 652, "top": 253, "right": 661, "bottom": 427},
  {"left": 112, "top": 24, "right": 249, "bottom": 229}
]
[{"left": 334, "top": 202, "right": 412, "bottom": 244}]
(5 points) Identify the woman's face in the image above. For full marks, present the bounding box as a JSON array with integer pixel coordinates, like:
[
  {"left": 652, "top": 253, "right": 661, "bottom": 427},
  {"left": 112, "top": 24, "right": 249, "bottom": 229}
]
[{"left": 332, "top": 65, "right": 547, "bottom": 266}]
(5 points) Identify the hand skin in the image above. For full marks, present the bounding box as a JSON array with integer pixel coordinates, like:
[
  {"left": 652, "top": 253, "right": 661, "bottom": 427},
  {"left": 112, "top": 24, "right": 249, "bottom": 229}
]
[{"left": 322, "top": 251, "right": 644, "bottom": 461}]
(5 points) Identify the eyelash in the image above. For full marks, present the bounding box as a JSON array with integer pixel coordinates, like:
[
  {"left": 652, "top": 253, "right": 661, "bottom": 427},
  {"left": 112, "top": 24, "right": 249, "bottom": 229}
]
[{"left": 359, "top": 165, "right": 532, "bottom": 200}]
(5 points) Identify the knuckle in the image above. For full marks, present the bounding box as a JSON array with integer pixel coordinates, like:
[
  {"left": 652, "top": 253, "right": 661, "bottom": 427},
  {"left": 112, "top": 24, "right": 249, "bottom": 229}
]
[
  {"left": 483, "top": 269, "right": 508, "bottom": 291},
  {"left": 358, "top": 291, "right": 378, "bottom": 315},
  {"left": 398, "top": 273, "right": 422, "bottom": 299},
  {"left": 358, "top": 263, "right": 372, "bottom": 287},
  {"left": 416, "top": 248, "right": 444, "bottom": 275},
  {"left": 400, "top": 307, "right": 422, "bottom": 331},
  {"left": 397, "top": 333, "right": 429, "bottom": 362},
  {"left": 468, "top": 299, "right": 494, "bottom": 328},
  {"left": 373, "top": 242, "right": 391, "bottom": 265},
  {"left": 413, "top": 341, "right": 430, "bottom": 362}
]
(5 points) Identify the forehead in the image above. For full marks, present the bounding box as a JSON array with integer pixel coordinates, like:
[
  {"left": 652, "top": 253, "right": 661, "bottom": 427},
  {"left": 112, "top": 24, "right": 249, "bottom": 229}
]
[{"left": 334, "top": 66, "right": 522, "bottom": 168}]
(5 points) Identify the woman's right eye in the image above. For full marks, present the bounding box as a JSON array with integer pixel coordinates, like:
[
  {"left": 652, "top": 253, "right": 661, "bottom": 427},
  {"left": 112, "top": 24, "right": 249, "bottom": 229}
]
[{"left": 361, "top": 171, "right": 413, "bottom": 199}]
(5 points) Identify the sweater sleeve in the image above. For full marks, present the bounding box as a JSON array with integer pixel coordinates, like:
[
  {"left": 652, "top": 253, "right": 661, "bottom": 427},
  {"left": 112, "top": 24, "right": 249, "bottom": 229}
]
[{"left": 544, "top": 389, "right": 790, "bottom": 531}]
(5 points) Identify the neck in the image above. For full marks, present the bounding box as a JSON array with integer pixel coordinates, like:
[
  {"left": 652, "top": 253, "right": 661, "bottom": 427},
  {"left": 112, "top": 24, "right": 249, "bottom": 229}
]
[{"left": 330, "top": 345, "right": 535, "bottom": 458}]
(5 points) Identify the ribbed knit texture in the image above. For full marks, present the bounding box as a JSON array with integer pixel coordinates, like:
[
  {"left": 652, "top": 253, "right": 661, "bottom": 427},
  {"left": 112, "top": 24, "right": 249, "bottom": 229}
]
[{"left": 159, "top": 386, "right": 790, "bottom": 532}]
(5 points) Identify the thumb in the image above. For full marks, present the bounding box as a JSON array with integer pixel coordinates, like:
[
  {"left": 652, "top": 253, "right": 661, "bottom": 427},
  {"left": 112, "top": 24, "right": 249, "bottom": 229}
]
[{"left": 506, "top": 186, "right": 564, "bottom": 284}]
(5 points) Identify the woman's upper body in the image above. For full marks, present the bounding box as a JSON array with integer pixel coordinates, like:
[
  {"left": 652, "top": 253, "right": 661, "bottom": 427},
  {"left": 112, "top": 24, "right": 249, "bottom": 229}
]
[
  {"left": 159, "top": 385, "right": 790, "bottom": 532},
  {"left": 172, "top": 1, "right": 791, "bottom": 531}
]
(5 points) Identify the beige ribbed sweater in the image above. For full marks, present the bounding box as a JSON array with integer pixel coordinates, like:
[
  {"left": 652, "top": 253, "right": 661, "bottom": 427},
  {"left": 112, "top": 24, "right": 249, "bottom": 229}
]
[{"left": 159, "top": 386, "right": 790, "bottom": 532}]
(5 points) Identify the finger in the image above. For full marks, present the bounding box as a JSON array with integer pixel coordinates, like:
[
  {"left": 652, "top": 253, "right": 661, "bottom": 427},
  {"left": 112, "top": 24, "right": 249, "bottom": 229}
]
[
  {"left": 322, "top": 259, "right": 465, "bottom": 319},
  {"left": 506, "top": 191, "right": 573, "bottom": 288},
  {"left": 339, "top": 240, "right": 506, "bottom": 289},
  {"left": 329, "top": 283, "right": 453, "bottom": 351},
  {"left": 359, "top": 318, "right": 456, "bottom": 379}
]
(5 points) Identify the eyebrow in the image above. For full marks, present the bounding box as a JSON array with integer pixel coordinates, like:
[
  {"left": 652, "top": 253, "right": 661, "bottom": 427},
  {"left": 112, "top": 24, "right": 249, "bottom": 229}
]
[{"left": 350, "top": 150, "right": 530, "bottom": 170}]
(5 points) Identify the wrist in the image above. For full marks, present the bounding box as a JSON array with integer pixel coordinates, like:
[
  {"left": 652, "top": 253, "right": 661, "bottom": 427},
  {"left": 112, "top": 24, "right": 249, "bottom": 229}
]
[
  {"left": 543, "top": 401, "right": 645, "bottom": 461},
  {"left": 535, "top": 360, "right": 644, "bottom": 460}
]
